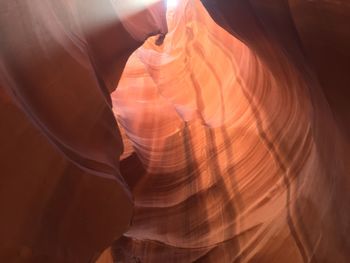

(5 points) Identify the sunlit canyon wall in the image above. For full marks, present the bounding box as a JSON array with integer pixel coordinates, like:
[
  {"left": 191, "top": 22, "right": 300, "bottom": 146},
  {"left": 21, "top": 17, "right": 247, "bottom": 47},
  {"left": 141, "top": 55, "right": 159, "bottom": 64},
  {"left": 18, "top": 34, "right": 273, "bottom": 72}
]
[{"left": 0, "top": 0, "right": 349, "bottom": 262}]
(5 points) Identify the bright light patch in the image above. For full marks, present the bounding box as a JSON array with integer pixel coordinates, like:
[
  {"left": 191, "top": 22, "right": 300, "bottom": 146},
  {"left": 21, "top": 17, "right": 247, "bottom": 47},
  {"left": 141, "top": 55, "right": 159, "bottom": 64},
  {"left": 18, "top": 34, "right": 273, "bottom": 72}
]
[{"left": 167, "top": 0, "right": 178, "bottom": 8}]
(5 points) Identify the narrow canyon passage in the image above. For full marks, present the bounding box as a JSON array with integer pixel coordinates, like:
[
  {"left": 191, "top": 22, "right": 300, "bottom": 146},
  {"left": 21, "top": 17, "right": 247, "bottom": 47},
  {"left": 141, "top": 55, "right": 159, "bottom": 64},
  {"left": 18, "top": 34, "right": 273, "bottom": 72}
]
[
  {"left": 0, "top": 0, "right": 349, "bottom": 262},
  {"left": 104, "top": 0, "right": 349, "bottom": 262}
]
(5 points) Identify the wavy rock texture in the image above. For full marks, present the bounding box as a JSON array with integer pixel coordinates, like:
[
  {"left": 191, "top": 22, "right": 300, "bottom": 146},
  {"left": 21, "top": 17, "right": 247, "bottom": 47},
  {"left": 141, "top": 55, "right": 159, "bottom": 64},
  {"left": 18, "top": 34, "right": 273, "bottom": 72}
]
[
  {"left": 0, "top": 0, "right": 349, "bottom": 262},
  {"left": 0, "top": 0, "right": 166, "bottom": 261},
  {"left": 104, "top": 0, "right": 349, "bottom": 262}
]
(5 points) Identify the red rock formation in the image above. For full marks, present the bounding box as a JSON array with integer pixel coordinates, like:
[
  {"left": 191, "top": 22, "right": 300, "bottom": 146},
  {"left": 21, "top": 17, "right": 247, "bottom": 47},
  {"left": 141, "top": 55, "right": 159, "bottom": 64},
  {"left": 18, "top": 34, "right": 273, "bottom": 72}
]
[
  {"left": 0, "top": 0, "right": 349, "bottom": 262},
  {"left": 103, "top": 1, "right": 349, "bottom": 262},
  {"left": 0, "top": 0, "right": 165, "bottom": 261}
]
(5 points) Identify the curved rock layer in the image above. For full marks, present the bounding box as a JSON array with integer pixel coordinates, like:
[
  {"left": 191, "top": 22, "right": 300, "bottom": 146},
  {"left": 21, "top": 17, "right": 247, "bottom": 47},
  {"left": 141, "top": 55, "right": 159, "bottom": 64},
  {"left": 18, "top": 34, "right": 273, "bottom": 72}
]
[
  {"left": 108, "top": 0, "right": 349, "bottom": 262},
  {"left": 0, "top": 0, "right": 166, "bottom": 261},
  {"left": 0, "top": 0, "right": 349, "bottom": 262}
]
